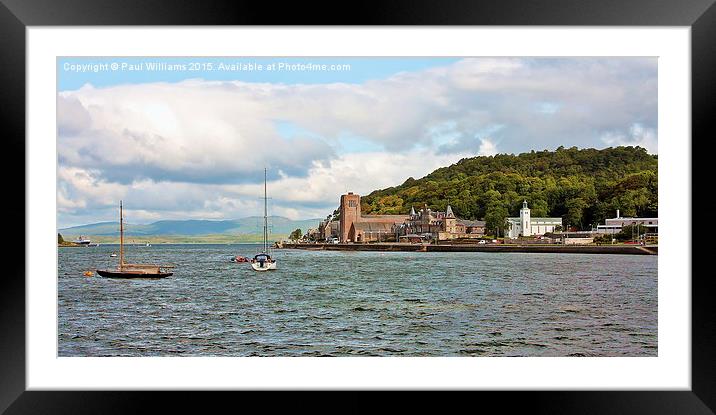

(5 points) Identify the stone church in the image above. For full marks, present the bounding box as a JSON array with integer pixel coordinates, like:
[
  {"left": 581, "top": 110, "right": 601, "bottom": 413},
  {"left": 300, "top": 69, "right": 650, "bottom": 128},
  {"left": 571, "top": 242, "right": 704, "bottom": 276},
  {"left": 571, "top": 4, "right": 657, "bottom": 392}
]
[{"left": 338, "top": 193, "right": 408, "bottom": 243}]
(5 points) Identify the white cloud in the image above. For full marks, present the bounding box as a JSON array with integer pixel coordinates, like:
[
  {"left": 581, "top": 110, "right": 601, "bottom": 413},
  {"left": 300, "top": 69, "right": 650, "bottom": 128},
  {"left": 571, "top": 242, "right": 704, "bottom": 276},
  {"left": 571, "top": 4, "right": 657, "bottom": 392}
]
[
  {"left": 57, "top": 167, "right": 127, "bottom": 210},
  {"left": 57, "top": 95, "right": 92, "bottom": 135},
  {"left": 227, "top": 148, "right": 474, "bottom": 204},
  {"left": 478, "top": 138, "right": 498, "bottom": 156},
  {"left": 600, "top": 123, "right": 658, "bottom": 154}
]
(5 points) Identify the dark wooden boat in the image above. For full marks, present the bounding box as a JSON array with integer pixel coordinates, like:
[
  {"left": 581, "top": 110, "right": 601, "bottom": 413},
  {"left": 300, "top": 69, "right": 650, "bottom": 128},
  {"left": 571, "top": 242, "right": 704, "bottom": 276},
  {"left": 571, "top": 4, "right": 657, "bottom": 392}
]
[
  {"left": 96, "top": 201, "right": 174, "bottom": 279},
  {"left": 97, "top": 267, "right": 173, "bottom": 279}
]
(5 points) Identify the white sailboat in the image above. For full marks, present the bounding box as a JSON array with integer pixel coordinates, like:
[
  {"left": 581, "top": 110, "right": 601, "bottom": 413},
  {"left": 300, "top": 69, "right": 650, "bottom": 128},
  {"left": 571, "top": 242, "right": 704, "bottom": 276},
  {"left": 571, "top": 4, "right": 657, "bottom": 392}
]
[{"left": 250, "top": 168, "right": 277, "bottom": 271}]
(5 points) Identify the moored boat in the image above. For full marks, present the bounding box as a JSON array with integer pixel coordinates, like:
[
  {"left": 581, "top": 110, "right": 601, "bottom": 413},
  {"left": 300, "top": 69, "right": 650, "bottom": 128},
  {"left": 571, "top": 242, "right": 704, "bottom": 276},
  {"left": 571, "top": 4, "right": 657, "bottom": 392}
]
[
  {"left": 97, "top": 265, "right": 173, "bottom": 279},
  {"left": 250, "top": 253, "right": 277, "bottom": 271},
  {"left": 250, "top": 168, "right": 277, "bottom": 271},
  {"left": 96, "top": 201, "right": 174, "bottom": 279}
]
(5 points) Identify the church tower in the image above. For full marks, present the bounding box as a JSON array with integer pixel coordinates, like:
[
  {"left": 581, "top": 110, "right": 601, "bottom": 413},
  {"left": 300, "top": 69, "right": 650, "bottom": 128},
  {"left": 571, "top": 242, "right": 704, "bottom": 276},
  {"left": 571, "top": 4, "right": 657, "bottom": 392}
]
[
  {"left": 445, "top": 204, "right": 456, "bottom": 233},
  {"left": 520, "top": 200, "right": 531, "bottom": 236},
  {"left": 339, "top": 192, "right": 361, "bottom": 242}
]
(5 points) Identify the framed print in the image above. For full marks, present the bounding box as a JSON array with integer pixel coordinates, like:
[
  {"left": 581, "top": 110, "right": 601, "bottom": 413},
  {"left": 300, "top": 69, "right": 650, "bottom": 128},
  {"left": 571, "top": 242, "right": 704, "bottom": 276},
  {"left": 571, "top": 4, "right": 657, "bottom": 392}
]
[{"left": 4, "top": 0, "right": 714, "bottom": 412}]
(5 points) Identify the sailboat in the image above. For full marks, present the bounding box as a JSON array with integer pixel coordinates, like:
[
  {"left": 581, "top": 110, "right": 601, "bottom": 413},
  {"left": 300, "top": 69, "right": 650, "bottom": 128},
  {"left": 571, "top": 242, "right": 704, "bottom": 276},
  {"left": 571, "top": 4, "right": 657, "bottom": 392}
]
[
  {"left": 96, "top": 201, "right": 174, "bottom": 279},
  {"left": 250, "top": 168, "right": 277, "bottom": 271}
]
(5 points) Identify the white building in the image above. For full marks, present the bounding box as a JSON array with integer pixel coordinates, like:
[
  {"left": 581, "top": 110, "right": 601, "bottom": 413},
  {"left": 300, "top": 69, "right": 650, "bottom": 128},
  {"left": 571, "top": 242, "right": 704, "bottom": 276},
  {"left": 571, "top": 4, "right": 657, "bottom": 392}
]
[
  {"left": 506, "top": 200, "right": 562, "bottom": 238},
  {"left": 596, "top": 210, "right": 658, "bottom": 234}
]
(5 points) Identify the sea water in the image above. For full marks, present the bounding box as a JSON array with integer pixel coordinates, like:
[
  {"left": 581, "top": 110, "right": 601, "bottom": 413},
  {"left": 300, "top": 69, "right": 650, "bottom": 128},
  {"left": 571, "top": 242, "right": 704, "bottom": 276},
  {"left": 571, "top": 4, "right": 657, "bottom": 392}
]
[{"left": 58, "top": 244, "right": 657, "bottom": 356}]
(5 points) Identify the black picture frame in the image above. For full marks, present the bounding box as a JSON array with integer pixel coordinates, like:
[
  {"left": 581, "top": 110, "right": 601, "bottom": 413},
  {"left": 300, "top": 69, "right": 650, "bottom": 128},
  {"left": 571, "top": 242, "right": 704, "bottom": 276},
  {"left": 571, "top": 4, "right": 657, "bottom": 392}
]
[{"left": 3, "top": 0, "right": 712, "bottom": 412}]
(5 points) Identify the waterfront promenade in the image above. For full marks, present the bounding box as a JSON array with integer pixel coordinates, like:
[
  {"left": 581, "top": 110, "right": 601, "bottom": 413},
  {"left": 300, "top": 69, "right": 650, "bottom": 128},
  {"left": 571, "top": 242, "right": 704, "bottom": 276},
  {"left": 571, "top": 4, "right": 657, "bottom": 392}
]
[{"left": 279, "top": 242, "right": 658, "bottom": 255}]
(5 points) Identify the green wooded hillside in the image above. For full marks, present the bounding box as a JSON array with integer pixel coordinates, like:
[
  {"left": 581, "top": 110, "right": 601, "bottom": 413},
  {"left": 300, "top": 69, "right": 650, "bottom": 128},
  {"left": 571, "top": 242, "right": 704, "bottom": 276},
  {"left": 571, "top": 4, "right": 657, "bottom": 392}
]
[{"left": 360, "top": 146, "right": 657, "bottom": 233}]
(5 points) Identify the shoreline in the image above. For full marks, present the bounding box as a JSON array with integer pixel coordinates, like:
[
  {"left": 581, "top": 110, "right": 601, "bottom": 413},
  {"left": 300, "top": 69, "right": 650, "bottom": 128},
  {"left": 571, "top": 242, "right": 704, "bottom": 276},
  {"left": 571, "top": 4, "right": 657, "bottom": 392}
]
[
  {"left": 57, "top": 242, "right": 658, "bottom": 255},
  {"left": 279, "top": 243, "right": 658, "bottom": 255},
  {"left": 58, "top": 242, "right": 267, "bottom": 246}
]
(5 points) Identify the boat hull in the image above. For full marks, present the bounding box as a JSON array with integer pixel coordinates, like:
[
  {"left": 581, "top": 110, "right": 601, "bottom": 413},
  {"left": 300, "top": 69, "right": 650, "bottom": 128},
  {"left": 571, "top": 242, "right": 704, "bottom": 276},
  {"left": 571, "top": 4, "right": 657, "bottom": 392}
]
[
  {"left": 250, "top": 261, "right": 277, "bottom": 271},
  {"left": 96, "top": 269, "right": 173, "bottom": 279}
]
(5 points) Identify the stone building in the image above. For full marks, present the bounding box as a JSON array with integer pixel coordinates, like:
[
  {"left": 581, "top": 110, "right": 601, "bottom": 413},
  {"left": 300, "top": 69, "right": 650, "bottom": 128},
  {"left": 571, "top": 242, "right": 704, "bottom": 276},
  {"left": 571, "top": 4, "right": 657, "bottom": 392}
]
[
  {"left": 305, "top": 227, "right": 320, "bottom": 241},
  {"left": 338, "top": 193, "right": 409, "bottom": 243},
  {"left": 318, "top": 219, "right": 339, "bottom": 241},
  {"left": 398, "top": 204, "right": 486, "bottom": 241}
]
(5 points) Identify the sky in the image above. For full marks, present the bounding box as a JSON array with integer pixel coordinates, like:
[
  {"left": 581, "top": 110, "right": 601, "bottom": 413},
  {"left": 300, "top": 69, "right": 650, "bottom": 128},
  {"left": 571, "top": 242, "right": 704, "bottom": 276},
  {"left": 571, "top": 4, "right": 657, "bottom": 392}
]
[{"left": 57, "top": 57, "right": 658, "bottom": 227}]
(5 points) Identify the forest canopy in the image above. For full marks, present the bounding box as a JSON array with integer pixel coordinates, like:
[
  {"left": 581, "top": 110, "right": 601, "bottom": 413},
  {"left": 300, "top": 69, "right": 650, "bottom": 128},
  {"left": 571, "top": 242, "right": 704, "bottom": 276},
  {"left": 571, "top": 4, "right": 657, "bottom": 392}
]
[{"left": 359, "top": 146, "right": 657, "bottom": 232}]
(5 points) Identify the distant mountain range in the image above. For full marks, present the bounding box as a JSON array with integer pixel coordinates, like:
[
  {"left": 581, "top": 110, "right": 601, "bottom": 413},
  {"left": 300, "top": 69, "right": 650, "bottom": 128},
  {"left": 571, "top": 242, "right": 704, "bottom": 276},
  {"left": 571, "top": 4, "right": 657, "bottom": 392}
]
[{"left": 59, "top": 216, "right": 322, "bottom": 237}]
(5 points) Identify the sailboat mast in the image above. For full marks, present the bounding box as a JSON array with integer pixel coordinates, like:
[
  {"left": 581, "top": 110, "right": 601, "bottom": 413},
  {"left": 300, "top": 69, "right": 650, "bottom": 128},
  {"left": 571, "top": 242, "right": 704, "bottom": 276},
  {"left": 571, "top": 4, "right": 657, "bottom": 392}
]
[
  {"left": 119, "top": 200, "right": 124, "bottom": 270},
  {"left": 263, "top": 168, "right": 268, "bottom": 252}
]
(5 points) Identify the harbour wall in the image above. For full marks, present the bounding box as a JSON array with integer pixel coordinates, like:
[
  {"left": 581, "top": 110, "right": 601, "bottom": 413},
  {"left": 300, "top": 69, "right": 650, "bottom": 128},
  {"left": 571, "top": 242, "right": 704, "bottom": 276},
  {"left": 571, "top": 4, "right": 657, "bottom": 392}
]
[{"left": 278, "top": 243, "right": 658, "bottom": 255}]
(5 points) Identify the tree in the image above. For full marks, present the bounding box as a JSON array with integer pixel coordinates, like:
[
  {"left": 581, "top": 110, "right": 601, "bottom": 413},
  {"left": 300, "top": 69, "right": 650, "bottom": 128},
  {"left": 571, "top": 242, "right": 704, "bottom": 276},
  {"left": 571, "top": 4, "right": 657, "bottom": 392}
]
[
  {"left": 58, "top": 233, "right": 65, "bottom": 244},
  {"left": 615, "top": 224, "right": 647, "bottom": 242},
  {"left": 593, "top": 234, "right": 613, "bottom": 245},
  {"left": 484, "top": 204, "right": 509, "bottom": 237},
  {"left": 527, "top": 198, "right": 549, "bottom": 217},
  {"left": 289, "top": 228, "right": 303, "bottom": 241},
  {"left": 564, "top": 197, "right": 588, "bottom": 229}
]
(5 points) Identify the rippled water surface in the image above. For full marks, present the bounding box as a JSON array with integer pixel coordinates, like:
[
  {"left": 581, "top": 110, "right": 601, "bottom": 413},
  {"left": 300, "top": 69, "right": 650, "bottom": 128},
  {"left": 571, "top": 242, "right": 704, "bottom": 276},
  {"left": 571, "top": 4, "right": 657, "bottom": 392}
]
[{"left": 58, "top": 244, "right": 657, "bottom": 356}]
